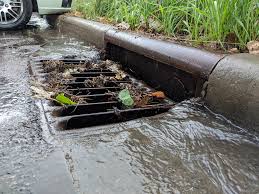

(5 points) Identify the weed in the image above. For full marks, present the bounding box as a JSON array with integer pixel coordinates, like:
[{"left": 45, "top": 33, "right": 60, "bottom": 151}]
[{"left": 73, "top": 0, "right": 259, "bottom": 49}]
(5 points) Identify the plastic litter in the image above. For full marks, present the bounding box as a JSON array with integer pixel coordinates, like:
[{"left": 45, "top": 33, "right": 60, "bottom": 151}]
[{"left": 118, "top": 89, "right": 134, "bottom": 107}]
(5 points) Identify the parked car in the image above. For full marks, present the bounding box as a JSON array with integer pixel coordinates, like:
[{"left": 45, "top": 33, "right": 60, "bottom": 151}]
[{"left": 0, "top": 0, "right": 72, "bottom": 30}]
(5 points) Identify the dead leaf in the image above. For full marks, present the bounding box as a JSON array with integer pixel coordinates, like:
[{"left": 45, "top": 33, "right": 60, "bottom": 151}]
[
  {"left": 229, "top": 48, "right": 239, "bottom": 54},
  {"left": 247, "top": 41, "right": 259, "bottom": 55},
  {"left": 115, "top": 71, "right": 127, "bottom": 80},
  {"left": 135, "top": 95, "right": 150, "bottom": 108},
  {"left": 150, "top": 91, "right": 166, "bottom": 99},
  {"left": 116, "top": 22, "right": 130, "bottom": 30},
  {"left": 31, "top": 86, "right": 54, "bottom": 99}
]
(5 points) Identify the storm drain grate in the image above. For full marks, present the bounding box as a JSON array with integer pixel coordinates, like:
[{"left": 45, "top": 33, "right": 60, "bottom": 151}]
[{"left": 31, "top": 58, "right": 173, "bottom": 129}]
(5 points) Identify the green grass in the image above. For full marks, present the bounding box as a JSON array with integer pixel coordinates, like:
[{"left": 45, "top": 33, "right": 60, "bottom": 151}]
[{"left": 73, "top": 0, "right": 259, "bottom": 49}]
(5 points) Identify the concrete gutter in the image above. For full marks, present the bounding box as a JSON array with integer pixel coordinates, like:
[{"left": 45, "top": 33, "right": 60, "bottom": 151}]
[{"left": 56, "top": 15, "right": 259, "bottom": 129}]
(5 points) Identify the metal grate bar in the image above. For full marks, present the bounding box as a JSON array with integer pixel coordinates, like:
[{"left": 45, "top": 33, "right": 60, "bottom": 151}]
[
  {"left": 32, "top": 58, "right": 172, "bottom": 129},
  {"left": 71, "top": 72, "right": 116, "bottom": 77},
  {"left": 58, "top": 104, "right": 172, "bottom": 129}
]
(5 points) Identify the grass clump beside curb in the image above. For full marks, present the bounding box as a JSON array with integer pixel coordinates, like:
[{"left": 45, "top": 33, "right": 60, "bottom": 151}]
[{"left": 73, "top": 0, "right": 258, "bottom": 50}]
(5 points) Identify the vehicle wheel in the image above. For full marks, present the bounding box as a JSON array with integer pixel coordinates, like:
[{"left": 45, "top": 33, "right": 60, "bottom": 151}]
[{"left": 0, "top": 0, "right": 32, "bottom": 30}]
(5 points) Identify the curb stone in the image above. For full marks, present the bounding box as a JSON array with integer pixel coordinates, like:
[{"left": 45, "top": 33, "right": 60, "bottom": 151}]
[{"left": 206, "top": 54, "right": 259, "bottom": 129}]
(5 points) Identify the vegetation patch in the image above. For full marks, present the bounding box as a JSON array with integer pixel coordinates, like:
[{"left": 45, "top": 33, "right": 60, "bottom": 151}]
[{"left": 72, "top": 0, "right": 259, "bottom": 51}]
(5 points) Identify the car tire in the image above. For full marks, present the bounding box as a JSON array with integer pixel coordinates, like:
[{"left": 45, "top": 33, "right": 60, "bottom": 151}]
[{"left": 0, "top": 0, "right": 33, "bottom": 30}]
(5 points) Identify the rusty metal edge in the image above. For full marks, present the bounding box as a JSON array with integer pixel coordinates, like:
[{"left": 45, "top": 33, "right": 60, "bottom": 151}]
[{"left": 104, "top": 29, "right": 225, "bottom": 80}]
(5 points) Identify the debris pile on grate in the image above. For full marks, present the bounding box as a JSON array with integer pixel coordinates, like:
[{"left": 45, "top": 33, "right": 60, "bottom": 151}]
[{"left": 32, "top": 58, "right": 173, "bottom": 129}]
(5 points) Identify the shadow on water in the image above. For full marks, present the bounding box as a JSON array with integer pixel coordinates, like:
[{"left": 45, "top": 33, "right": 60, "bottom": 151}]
[{"left": 0, "top": 15, "right": 259, "bottom": 194}]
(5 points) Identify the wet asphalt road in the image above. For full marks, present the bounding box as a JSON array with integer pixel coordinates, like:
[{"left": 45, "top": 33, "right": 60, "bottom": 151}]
[{"left": 1, "top": 17, "right": 259, "bottom": 194}]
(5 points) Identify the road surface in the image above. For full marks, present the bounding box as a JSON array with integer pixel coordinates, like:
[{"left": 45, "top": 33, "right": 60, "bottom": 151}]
[{"left": 0, "top": 16, "right": 259, "bottom": 194}]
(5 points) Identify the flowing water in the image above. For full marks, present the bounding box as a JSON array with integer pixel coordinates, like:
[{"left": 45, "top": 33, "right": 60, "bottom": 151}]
[{"left": 0, "top": 16, "right": 258, "bottom": 194}]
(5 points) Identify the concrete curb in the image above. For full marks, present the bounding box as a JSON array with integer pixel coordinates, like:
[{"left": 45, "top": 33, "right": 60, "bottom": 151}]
[
  {"left": 56, "top": 16, "right": 259, "bottom": 129},
  {"left": 57, "top": 15, "right": 114, "bottom": 48},
  {"left": 206, "top": 54, "right": 259, "bottom": 129},
  {"left": 104, "top": 29, "right": 223, "bottom": 101}
]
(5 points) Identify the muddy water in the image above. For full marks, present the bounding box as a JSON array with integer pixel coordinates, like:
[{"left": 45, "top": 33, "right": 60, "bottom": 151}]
[{"left": 0, "top": 16, "right": 259, "bottom": 194}]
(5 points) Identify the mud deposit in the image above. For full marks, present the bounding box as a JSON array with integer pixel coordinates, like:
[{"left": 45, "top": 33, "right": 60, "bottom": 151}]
[{"left": 0, "top": 16, "right": 259, "bottom": 194}]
